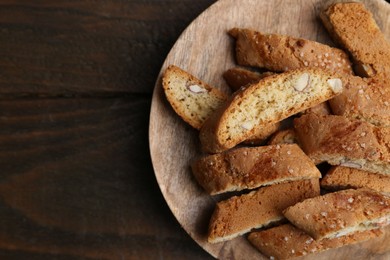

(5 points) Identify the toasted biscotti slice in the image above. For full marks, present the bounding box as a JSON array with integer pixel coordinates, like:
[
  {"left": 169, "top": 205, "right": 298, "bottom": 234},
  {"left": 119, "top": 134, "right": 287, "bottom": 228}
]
[
  {"left": 200, "top": 68, "right": 344, "bottom": 153},
  {"left": 191, "top": 144, "right": 320, "bottom": 195},
  {"left": 321, "top": 166, "right": 390, "bottom": 195},
  {"left": 294, "top": 113, "right": 390, "bottom": 175},
  {"left": 248, "top": 224, "right": 383, "bottom": 259},
  {"left": 208, "top": 179, "right": 320, "bottom": 243},
  {"left": 162, "top": 65, "right": 279, "bottom": 144},
  {"left": 229, "top": 28, "right": 353, "bottom": 75},
  {"left": 283, "top": 188, "right": 390, "bottom": 240},
  {"left": 223, "top": 67, "right": 280, "bottom": 145},
  {"left": 223, "top": 67, "right": 274, "bottom": 92},
  {"left": 329, "top": 75, "right": 390, "bottom": 127},
  {"left": 320, "top": 2, "right": 390, "bottom": 78},
  {"left": 224, "top": 67, "right": 331, "bottom": 118},
  {"left": 162, "top": 65, "right": 228, "bottom": 130}
]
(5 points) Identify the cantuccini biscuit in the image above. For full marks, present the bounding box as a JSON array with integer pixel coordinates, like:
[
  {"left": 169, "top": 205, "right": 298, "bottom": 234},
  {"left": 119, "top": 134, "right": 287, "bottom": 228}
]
[
  {"left": 294, "top": 113, "right": 390, "bottom": 175},
  {"left": 208, "top": 179, "right": 320, "bottom": 243},
  {"left": 321, "top": 166, "right": 390, "bottom": 195},
  {"left": 320, "top": 2, "right": 390, "bottom": 78},
  {"left": 162, "top": 65, "right": 227, "bottom": 130},
  {"left": 283, "top": 188, "right": 390, "bottom": 240},
  {"left": 191, "top": 144, "right": 320, "bottom": 195},
  {"left": 229, "top": 28, "right": 353, "bottom": 74},
  {"left": 162, "top": 65, "right": 281, "bottom": 143},
  {"left": 200, "top": 68, "right": 344, "bottom": 153},
  {"left": 248, "top": 224, "right": 383, "bottom": 259}
]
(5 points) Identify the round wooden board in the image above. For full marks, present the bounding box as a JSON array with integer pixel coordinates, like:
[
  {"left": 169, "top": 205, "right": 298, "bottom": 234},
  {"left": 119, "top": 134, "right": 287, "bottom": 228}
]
[{"left": 149, "top": 0, "right": 390, "bottom": 259}]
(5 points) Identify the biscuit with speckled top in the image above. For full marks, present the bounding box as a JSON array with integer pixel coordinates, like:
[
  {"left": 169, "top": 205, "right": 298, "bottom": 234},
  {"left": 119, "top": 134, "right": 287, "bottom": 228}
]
[
  {"left": 208, "top": 179, "right": 320, "bottom": 243},
  {"left": 294, "top": 113, "right": 390, "bottom": 175},
  {"left": 283, "top": 188, "right": 390, "bottom": 240},
  {"left": 191, "top": 144, "right": 320, "bottom": 195},
  {"left": 248, "top": 224, "right": 383, "bottom": 259},
  {"left": 321, "top": 166, "right": 390, "bottom": 195},
  {"left": 229, "top": 28, "right": 353, "bottom": 75},
  {"left": 321, "top": 2, "right": 390, "bottom": 78}
]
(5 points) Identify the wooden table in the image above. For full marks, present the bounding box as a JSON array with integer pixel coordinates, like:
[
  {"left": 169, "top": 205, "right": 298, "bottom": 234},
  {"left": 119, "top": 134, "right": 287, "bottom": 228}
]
[{"left": 0, "top": 1, "right": 216, "bottom": 259}]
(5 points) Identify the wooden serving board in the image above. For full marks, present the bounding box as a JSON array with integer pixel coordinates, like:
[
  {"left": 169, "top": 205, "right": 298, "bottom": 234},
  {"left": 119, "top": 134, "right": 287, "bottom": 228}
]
[{"left": 149, "top": 0, "right": 390, "bottom": 259}]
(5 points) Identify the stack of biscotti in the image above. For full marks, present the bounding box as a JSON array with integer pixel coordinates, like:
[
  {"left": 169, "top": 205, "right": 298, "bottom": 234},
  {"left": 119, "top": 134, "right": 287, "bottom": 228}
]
[
  {"left": 162, "top": 65, "right": 280, "bottom": 144},
  {"left": 160, "top": 1, "right": 390, "bottom": 259}
]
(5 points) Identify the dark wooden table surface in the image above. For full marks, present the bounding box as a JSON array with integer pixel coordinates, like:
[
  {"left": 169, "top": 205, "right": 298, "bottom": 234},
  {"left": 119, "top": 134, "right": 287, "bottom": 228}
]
[{"left": 0, "top": 1, "right": 217, "bottom": 259}]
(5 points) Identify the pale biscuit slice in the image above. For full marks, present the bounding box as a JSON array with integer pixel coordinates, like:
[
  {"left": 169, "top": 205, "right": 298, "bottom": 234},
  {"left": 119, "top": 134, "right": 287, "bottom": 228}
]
[
  {"left": 162, "top": 65, "right": 227, "bottom": 130},
  {"left": 229, "top": 28, "right": 353, "bottom": 74},
  {"left": 200, "top": 68, "right": 344, "bottom": 153},
  {"left": 294, "top": 113, "right": 390, "bottom": 175},
  {"left": 248, "top": 224, "right": 383, "bottom": 259},
  {"left": 321, "top": 166, "right": 390, "bottom": 195},
  {"left": 163, "top": 65, "right": 280, "bottom": 144},
  {"left": 208, "top": 179, "right": 320, "bottom": 243},
  {"left": 191, "top": 144, "right": 320, "bottom": 195},
  {"left": 283, "top": 188, "right": 390, "bottom": 240},
  {"left": 320, "top": 2, "right": 390, "bottom": 78}
]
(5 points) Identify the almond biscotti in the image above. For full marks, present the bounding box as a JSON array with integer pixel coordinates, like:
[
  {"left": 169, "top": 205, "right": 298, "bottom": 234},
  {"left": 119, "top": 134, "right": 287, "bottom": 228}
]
[
  {"left": 208, "top": 179, "right": 320, "bottom": 243},
  {"left": 320, "top": 2, "right": 390, "bottom": 78},
  {"left": 283, "top": 188, "right": 390, "bottom": 240},
  {"left": 294, "top": 113, "right": 390, "bottom": 175},
  {"left": 200, "top": 68, "right": 344, "bottom": 153},
  {"left": 248, "top": 224, "right": 383, "bottom": 259},
  {"left": 329, "top": 75, "right": 390, "bottom": 127},
  {"left": 229, "top": 28, "right": 353, "bottom": 74},
  {"left": 321, "top": 166, "right": 390, "bottom": 195},
  {"left": 191, "top": 144, "right": 320, "bottom": 195},
  {"left": 162, "top": 65, "right": 227, "bottom": 129}
]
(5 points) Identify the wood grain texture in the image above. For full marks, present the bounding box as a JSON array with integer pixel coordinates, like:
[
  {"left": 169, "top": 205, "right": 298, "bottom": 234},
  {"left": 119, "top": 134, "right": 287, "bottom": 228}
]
[
  {"left": 0, "top": 0, "right": 216, "bottom": 96},
  {"left": 0, "top": 0, "right": 219, "bottom": 258},
  {"left": 0, "top": 97, "right": 212, "bottom": 259},
  {"left": 150, "top": 0, "right": 390, "bottom": 259}
]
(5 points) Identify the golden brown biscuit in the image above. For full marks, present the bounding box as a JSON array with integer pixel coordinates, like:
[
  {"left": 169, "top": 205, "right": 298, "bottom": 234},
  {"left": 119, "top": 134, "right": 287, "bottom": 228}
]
[
  {"left": 283, "top": 188, "right": 390, "bottom": 240},
  {"left": 294, "top": 113, "right": 390, "bottom": 175},
  {"left": 248, "top": 224, "right": 383, "bottom": 259},
  {"left": 208, "top": 179, "right": 320, "bottom": 243},
  {"left": 321, "top": 166, "right": 390, "bottom": 195},
  {"left": 229, "top": 28, "right": 353, "bottom": 74},
  {"left": 320, "top": 2, "right": 390, "bottom": 78},
  {"left": 192, "top": 144, "right": 321, "bottom": 195}
]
